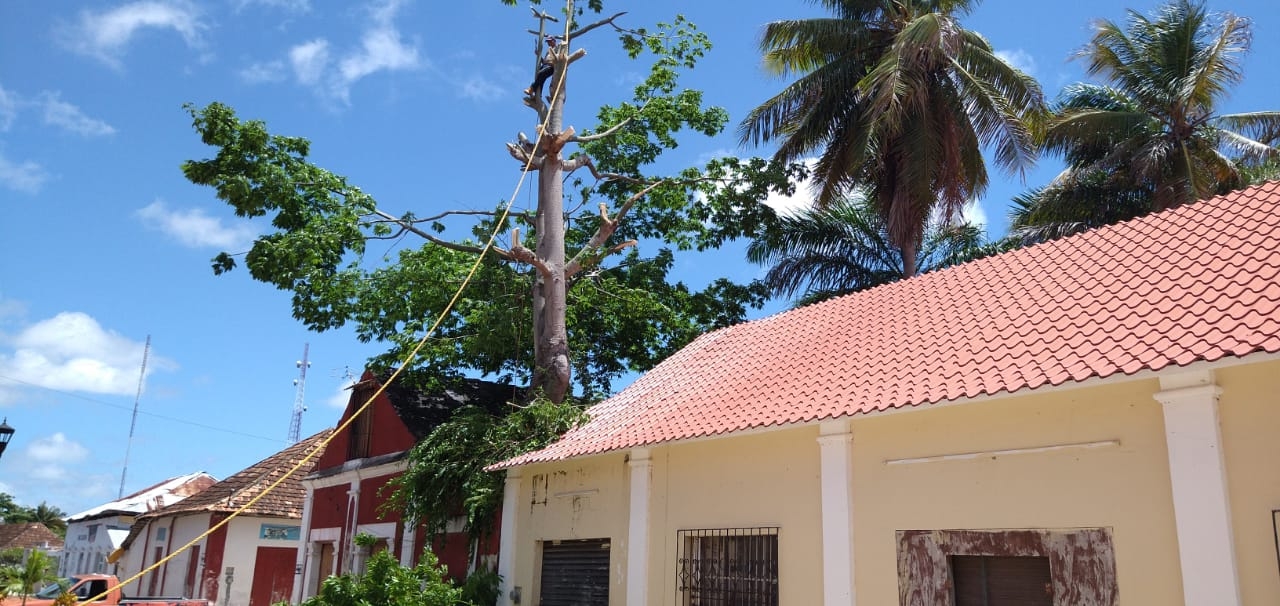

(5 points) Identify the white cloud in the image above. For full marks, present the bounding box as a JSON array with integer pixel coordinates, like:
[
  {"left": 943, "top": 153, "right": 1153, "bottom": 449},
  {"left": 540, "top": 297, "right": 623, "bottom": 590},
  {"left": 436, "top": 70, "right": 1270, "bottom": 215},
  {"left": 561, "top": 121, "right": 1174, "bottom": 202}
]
[
  {"left": 459, "top": 76, "right": 502, "bottom": 101},
  {"left": 135, "top": 200, "right": 257, "bottom": 250},
  {"left": 337, "top": 24, "right": 419, "bottom": 86},
  {"left": 995, "top": 48, "right": 1037, "bottom": 77},
  {"left": 63, "top": 1, "right": 205, "bottom": 68},
  {"left": 762, "top": 158, "right": 818, "bottom": 217},
  {"left": 961, "top": 200, "right": 988, "bottom": 229},
  {"left": 39, "top": 93, "right": 116, "bottom": 136},
  {"left": 0, "top": 312, "right": 174, "bottom": 396},
  {"left": 280, "top": 0, "right": 422, "bottom": 103},
  {"left": 239, "top": 60, "right": 288, "bottom": 84},
  {"left": 234, "top": 0, "right": 311, "bottom": 11},
  {"left": 326, "top": 379, "right": 355, "bottom": 409},
  {"left": 0, "top": 85, "right": 16, "bottom": 132},
  {"left": 0, "top": 152, "right": 49, "bottom": 194},
  {"left": 27, "top": 433, "right": 89, "bottom": 465},
  {"left": 289, "top": 40, "right": 331, "bottom": 86}
]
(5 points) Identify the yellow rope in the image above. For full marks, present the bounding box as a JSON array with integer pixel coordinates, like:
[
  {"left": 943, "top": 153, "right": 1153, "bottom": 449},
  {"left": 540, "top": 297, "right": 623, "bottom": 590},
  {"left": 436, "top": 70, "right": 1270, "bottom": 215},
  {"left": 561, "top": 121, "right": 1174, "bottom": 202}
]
[{"left": 94, "top": 9, "right": 576, "bottom": 603}]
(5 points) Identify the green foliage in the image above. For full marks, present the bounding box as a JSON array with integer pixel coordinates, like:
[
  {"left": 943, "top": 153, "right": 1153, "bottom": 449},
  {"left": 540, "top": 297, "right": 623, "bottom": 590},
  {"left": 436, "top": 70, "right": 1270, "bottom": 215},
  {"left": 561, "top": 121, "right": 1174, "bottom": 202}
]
[
  {"left": 747, "top": 195, "right": 992, "bottom": 306},
  {"left": 1015, "top": 0, "right": 1280, "bottom": 241},
  {"left": 0, "top": 549, "right": 24, "bottom": 568},
  {"left": 1, "top": 550, "right": 58, "bottom": 606},
  {"left": 0, "top": 496, "right": 68, "bottom": 539},
  {"left": 458, "top": 569, "right": 500, "bottom": 606},
  {"left": 352, "top": 532, "right": 377, "bottom": 548},
  {"left": 180, "top": 8, "right": 794, "bottom": 399},
  {"left": 300, "top": 550, "right": 462, "bottom": 606},
  {"left": 385, "top": 397, "right": 587, "bottom": 542},
  {"left": 740, "top": 0, "right": 1044, "bottom": 275},
  {"left": 52, "top": 590, "right": 77, "bottom": 606}
]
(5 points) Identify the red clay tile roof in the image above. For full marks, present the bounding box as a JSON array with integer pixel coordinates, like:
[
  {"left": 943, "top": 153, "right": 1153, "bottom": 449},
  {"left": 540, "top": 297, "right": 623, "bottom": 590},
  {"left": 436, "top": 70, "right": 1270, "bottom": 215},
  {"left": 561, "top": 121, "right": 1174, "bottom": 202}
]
[
  {"left": 495, "top": 181, "right": 1280, "bottom": 468},
  {"left": 0, "top": 523, "right": 64, "bottom": 550},
  {"left": 141, "top": 429, "right": 331, "bottom": 519}
]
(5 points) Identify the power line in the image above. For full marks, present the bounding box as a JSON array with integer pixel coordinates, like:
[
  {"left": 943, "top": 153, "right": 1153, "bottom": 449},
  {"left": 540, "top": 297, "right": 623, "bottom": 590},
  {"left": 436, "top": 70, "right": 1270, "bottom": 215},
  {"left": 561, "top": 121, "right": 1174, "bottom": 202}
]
[{"left": 0, "top": 374, "right": 284, "bottom": 443}]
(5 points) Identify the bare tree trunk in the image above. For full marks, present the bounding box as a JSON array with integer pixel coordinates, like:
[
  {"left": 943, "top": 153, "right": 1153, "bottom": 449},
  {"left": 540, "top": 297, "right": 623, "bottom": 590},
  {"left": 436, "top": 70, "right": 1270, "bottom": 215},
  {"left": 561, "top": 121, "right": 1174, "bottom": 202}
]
[
  {"left": 531, "top": 50, "right": 572, "bottom": 404},
  {"left": 901, "top": 241, "right": 918, "bottom": 279}
]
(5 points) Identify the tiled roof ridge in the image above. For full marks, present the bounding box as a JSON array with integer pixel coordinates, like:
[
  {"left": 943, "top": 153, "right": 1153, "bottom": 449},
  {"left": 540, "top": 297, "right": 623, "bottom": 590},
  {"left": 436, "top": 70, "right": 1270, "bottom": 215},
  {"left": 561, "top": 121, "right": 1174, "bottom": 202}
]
[
  {"left": 141, "top": 429, "right": 331, "bottom": 518},
  {"left": 492, "top": 181, "right": 1280, "bottom": 468}
]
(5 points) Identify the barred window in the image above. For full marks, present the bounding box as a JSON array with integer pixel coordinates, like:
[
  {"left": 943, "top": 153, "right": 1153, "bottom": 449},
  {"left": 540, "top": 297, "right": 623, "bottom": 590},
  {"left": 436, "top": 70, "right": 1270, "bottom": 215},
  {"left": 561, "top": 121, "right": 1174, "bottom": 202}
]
[{"left": 676, "top": 527, "right": 779, "bottom": 606}]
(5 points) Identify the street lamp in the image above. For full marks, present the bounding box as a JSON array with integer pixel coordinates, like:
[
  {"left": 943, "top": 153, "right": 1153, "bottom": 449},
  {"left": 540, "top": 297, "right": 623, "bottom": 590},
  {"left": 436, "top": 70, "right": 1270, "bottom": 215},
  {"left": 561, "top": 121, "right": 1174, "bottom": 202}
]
[{"left": 0, "top": 418, "right": 13, "bottom": 459}]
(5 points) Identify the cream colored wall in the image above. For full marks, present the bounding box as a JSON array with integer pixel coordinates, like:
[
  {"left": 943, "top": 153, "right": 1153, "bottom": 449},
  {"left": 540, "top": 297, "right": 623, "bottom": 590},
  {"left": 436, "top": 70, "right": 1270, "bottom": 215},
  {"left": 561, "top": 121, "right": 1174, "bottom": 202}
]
[
  {"left": 849, "top": 377, "right": 1183, "bottom": 604},
  {"left": 1217, "top": 361, "right": 1280, "bottom": 605},
  {"left": 508, "top": 360, "right": 1280, "bottom": 605},
  {"left": 217, "top": 515, "right": 301, "bottom": 606},
  {"left": 511, "top": 454, "right": 629, "bottom": 606},
  {"left": 159, "top": 514, "right": 212, "bottom": 597},
  {"left": 648, "top": 426, "right": 823, "bottom": 606}
]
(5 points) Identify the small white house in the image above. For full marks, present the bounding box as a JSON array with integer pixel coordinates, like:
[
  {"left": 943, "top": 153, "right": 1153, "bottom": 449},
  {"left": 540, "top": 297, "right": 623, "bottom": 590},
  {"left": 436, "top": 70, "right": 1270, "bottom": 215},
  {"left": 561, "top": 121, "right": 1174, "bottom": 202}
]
[{"left": 61, "top": 472, "right": 216, "bottom": 577}]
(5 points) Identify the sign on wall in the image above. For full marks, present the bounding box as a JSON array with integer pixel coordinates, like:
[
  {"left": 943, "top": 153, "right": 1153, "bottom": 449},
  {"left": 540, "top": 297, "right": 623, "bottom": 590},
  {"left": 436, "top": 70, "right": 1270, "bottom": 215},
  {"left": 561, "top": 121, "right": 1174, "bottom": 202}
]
[{"left": 259, "top": 524, "right": 301, "bottom": 541}]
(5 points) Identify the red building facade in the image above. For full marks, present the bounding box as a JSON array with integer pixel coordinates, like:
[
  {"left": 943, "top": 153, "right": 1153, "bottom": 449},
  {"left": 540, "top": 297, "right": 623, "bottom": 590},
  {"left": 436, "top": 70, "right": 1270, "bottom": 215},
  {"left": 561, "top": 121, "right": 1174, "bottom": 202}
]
[{"left": 292, "top": 371, "right": 511, "bottom": 603}]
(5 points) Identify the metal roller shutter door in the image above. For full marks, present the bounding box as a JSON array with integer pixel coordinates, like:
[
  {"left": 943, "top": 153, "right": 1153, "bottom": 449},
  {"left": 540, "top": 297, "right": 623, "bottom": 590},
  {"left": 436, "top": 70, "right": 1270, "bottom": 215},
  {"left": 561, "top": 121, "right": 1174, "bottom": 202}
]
[{"left": 538, "top": 538, "right": 610, "bottom": 605}]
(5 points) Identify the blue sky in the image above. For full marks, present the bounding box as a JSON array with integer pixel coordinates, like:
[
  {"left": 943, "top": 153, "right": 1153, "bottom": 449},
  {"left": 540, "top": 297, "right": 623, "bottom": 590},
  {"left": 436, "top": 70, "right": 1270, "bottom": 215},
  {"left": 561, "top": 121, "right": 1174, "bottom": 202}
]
[{"left": 1, "top": 0, "right": 1276, "bottom": 515}]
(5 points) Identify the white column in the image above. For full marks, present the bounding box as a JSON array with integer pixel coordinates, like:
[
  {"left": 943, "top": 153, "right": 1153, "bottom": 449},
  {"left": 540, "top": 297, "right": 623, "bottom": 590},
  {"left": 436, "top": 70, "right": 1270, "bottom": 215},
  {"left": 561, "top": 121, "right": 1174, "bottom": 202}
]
[
  {"left": 291, "top": 483, "right": 315, "bottom": 604},
  {"left": 1156, "top": 372, "right": 1241, "bottom": 606},
  {"left": 298, "top": 542, "right": 319, "bottom": 602},
  {"left": 399, "top": 523, "right": 416, "bottom": 567},
  {"left": 817, "top": 421, "right": 856, "bottom": 606},
  {"left": 497, "top": 468, "right": 522, "bottom": 606},
  {"left": 626, "top": 448, "right": 653, "bottom": 606}
]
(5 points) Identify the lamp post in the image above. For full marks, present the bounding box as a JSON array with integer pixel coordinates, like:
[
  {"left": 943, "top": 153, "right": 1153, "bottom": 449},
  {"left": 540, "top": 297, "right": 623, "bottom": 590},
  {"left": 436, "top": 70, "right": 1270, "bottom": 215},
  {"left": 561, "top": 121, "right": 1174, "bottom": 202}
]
[{"left": 0, "top": 418, "right": 13, "bottom": 459}]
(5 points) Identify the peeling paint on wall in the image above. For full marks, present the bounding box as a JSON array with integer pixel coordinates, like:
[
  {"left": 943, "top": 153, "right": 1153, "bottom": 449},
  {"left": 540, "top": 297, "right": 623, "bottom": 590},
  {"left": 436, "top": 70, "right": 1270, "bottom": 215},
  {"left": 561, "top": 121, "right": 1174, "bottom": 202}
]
[{"left": 897, "top": 528, "right": 1118, "bottom": 606}]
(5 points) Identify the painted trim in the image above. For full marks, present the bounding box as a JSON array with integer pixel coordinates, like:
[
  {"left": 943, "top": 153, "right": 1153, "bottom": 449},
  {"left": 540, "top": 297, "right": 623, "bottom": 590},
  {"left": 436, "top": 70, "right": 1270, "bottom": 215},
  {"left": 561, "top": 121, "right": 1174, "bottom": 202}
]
[
  {"left": 626, "top": 448, "right": 652, "bottom": 606},
  {"left": 291, "top": 484, "right": 316, "bottom": 604},
  {"left": 354, "top": 522, "right": 396, "bottom": 539},
  {"left": 817, "top": 423, "right": 855, "bottom": 606},
  {"left": 884, "top": 439, "right": 1121, "bottom": 465},
  {"left": 1156, "top": 374, "right": 1242, "bottom": 606},
  {"left": 308, "top": 527, "right": 341, "bottom": 542},
  {"left": 496, "top": 468, "right": 521, "bottom": 606},
  {"left": 399, "top": 524, "right": 416, "bottom": 568},
  {"left": 302, "top": 460, "right": 407, "bottom": 490}
]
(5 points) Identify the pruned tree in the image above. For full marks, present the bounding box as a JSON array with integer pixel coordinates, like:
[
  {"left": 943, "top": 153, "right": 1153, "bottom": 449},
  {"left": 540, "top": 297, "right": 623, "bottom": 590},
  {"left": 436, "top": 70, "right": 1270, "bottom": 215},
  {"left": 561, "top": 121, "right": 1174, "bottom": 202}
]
[{"left": 182, "top": 1, "right": 798, "bottom": 403}]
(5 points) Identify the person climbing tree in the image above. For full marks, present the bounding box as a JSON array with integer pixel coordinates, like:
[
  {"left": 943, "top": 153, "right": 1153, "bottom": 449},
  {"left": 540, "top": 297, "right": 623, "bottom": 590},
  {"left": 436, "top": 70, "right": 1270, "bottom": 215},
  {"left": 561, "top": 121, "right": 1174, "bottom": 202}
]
[{"left": 524, "top": 36, "right": 558, "bottom": 97}]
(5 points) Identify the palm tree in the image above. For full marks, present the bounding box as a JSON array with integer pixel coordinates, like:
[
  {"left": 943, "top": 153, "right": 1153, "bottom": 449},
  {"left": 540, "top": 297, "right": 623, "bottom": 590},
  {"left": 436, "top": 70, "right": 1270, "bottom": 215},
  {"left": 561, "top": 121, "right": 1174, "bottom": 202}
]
[
  {"left": 747, "top": 195, "right": 989, "bottom": 306},
  {"left": 1013, "top": 0, "right": 1280, "bottom": 242},
  {"left": 740, "top": 0, "right": 1043, "bottom": 276},
  {"left": 2, "top": 550, "right": 58, "bottom": 606},
  {"left": 25, "top": 504, "right": 66, "bottom": 539}
]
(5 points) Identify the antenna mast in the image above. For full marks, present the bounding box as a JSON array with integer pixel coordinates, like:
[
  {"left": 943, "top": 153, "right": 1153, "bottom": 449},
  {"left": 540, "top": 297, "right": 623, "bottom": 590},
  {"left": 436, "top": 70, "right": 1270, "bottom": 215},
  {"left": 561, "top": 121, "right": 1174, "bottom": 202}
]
[
  {"left": 289, "top": 344, "right": 310, "bottom": 444},
  {"left": 119, "top": 335, "right": 151, "bottom": 498}
]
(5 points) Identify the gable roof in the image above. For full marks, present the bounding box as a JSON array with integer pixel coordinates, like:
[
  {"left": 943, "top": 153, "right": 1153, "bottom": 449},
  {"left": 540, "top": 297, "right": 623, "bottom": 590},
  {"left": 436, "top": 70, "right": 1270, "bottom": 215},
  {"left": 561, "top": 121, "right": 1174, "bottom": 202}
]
[
  {"left": 381, "top": 375, "right": 518, "bottom": 440},
  {"left": 0, "top": 523, "right": 64, "bottom": 550},
  {"left": 496, "top": 181, "right": 1280, "bottom": 468},
  {"left": 67, "top": 472, "right": 217, "bottom": 522},
  {"left": 142, "top": 429, "right": 331, "bottom": 519}
]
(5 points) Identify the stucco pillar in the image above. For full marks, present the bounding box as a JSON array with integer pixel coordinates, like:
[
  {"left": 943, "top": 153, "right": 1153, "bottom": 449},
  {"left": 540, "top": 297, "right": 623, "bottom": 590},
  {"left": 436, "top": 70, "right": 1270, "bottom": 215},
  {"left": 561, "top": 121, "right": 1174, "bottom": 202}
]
[
  {"left": 399, "top": 523, "right": 416, "bottom": 567},
  {"left": 1156, "top": 372, "right": 1241, "bottom": 606},
  {"left": 298, "top": 542, "right": 319, "bottom": 603},
  {"left": 291, "top": 483, "right": 315, "bottom": 604},
  {"left": 497, "top": 468, "right": 521, "bottom": 606},
  {"left": 817, "top": 420, "right": 856, "bottom": 606},
  {"left": 626, "top": 448, "right": 652, "bottom": 606}
]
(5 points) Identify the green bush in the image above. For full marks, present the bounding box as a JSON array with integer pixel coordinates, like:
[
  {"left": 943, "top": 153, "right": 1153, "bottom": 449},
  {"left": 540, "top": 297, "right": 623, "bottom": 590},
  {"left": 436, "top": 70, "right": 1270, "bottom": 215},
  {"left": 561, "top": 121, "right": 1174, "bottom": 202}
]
[
  {"left": 300, "top": 550, "right": 464, "bottom": 606},
  {"left": 458, "top": 569, "right": 500, "bottom": 606}
]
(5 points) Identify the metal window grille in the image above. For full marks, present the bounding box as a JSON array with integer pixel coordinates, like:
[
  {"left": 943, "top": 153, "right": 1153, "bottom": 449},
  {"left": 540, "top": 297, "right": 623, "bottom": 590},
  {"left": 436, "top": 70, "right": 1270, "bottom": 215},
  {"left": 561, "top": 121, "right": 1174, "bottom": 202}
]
[{"left": 676, "top": 527, "right": 779, "bottom": 606}]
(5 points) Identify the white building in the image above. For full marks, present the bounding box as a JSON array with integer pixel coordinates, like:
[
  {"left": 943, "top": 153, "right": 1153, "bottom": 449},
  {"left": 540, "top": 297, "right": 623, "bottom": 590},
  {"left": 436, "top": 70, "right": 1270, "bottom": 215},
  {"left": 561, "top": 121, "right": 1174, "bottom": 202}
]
[{"left": 61, "top": 472, "right": 216, "bottom": 577}]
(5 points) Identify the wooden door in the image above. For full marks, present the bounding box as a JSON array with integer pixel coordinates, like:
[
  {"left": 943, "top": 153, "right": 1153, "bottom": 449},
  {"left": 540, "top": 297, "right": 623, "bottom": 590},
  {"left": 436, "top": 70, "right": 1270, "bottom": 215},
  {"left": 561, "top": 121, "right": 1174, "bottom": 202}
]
[{"left": 248, "top": 547, "right": 297, "bottom": 606}]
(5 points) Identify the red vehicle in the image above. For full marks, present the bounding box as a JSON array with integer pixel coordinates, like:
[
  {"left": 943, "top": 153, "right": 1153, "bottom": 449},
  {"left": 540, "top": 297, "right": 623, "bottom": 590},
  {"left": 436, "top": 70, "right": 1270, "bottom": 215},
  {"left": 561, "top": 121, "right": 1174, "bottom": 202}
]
[{"left": 3, "top": 574, "right": 210, "bottom": 606}]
